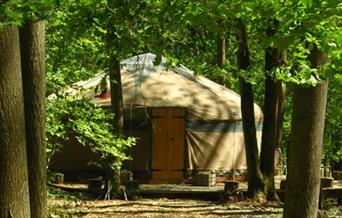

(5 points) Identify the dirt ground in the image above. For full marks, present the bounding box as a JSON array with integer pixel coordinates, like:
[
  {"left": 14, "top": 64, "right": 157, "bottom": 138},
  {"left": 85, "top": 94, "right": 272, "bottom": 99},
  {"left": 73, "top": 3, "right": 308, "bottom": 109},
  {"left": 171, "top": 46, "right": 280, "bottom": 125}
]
[
  {"left": 47, "top": 182, "right": 342, "bottom": 218},
  {"left": 49, "top": 198, "right": 284, "bottom": 218}
]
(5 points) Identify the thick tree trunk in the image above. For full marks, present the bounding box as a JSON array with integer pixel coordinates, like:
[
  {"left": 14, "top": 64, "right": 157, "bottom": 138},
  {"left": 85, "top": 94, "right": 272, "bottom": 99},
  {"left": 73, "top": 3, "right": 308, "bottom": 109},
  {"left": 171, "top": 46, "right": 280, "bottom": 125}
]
[
  {"left": 260, "top": 74, "right": 278, "bottom": 200},
  {"left": 0, "top": 25, "right": 31, "bottom": 218},
  {"left": 239, "top": 79, "right": 265, "bottom": 198},
  {"left": 260, "top": 45, "right": 286, "bottom": 200},
  {"left": 236, "top": 20, "right": 264, "bottom": 199},
  {"left": 283, "top": 47, "right": 328, "bottom": 218},
  {"left": 19, "top": 20, "right": 47, "bottom": 218}
]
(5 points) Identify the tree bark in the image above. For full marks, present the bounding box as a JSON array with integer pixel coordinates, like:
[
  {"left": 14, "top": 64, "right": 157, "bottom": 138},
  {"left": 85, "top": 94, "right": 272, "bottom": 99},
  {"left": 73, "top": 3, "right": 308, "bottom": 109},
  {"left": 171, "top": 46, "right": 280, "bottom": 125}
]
[
  {"left": 260, "top": 43, "right": 286, "bottom": 200},
  {"left": 283, "top": 47, "right": 328, "bottom": 218},
  {"left": 236, "top": 19, "right": 264, "bottom": 199},
  {"left": 260, "top": 74, "right": 278, "bottom": 200},
  {"left": 19, "top": 20, "right": 47, "bottom": 218},
  {"left": 217, "top": 36, "right": 225, "bottom": 67},
  {"left": 275, "top": 81, "right": 285, "bottom": 149},
  {"left": 239, "top": 79, "right": 265, "bottom": 198},
  {"left": 105, "top": 2, "right": 124, "bottom": 197},
  {"left": 0, "top": 25, "right": 31, "bottom": 218},
  {"left": 107, "top": 57, "right": 123, "bottom": 197},
  {"left": 216, "top": 36, "right": 227, "bottom": 86},
  {"left": 109, "top": 58, "right": 124, "bottom": 136}
]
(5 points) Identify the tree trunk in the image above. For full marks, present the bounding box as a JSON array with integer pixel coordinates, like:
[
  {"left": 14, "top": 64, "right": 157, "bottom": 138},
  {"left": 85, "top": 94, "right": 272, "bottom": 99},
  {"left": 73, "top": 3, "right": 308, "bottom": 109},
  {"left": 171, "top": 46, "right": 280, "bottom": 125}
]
[
  {"left": 217, "top": 36, "right": 225, "bottom": 67},
  {"left": 217, "top": 36, "right": 227, "bottom": 86},
  {"left": 0, "top": 25, "right": 31, "bottom": 218},
  {"left": 260, "top": 44, "right": 286, "bottom": 200},
  {"left": 275, "top": 81, "right": 285, "bottom": 149},
  {"left": 109, "top": 58, "right": 124, "bottom": 136},
  {"left": 239, "top": 79, "right": 265, "bottom": 198},
  {"left": 236, "top": 19, "right": 264, "bottom": 199},
  {"left": 260, "top": 74, "right": 278, "bottom": 200},
  {"left": 19, "top": 20, "right": 47, "bottom": 218},
  {"left": 283, "top": 47, "right": 328, "bottom": 218},
  {"left": 108, "top": 57, "right": 123, "bottom": 197},
  {"left": 105, "top": 3, "right": 124, "bottom": 197}
]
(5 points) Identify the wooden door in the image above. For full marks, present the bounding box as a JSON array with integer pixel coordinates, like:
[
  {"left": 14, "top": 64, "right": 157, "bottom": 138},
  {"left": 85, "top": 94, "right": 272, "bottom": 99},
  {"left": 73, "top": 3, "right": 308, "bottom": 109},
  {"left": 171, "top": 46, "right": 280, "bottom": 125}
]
[{"left": 151, "top": 108, "right": 185, "bottom": 183}]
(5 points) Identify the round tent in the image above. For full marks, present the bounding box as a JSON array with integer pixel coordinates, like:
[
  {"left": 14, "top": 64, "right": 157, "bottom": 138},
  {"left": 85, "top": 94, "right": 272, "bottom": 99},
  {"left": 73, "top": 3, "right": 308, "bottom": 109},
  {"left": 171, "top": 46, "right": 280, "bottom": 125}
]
[{"left": 57, "top": 53, "right": 263, "bottom": 183}]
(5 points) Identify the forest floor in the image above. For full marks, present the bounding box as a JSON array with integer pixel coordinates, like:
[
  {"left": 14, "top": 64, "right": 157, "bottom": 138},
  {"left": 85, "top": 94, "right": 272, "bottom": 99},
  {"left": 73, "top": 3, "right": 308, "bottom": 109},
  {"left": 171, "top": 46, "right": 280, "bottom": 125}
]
[
  {"left": 48, "top": 187, "right": 342, "bottom": 218},
  {"left": 48, "top": 197, "right": 284, "bottom": 218}
]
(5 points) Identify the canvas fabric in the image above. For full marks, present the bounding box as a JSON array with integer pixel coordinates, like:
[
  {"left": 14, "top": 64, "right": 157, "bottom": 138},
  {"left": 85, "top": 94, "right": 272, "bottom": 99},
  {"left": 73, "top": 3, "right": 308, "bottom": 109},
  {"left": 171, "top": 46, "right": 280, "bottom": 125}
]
[{"left": 67, "top": 53, "right": 263, "bottom": 171}]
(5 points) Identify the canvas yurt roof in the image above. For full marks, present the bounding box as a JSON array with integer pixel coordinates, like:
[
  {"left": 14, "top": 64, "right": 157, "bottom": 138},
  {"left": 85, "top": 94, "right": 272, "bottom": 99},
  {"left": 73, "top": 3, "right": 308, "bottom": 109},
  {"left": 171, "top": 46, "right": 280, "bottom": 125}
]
[{"left": 75, "top": 53, "right": 263, "bottom": 121}]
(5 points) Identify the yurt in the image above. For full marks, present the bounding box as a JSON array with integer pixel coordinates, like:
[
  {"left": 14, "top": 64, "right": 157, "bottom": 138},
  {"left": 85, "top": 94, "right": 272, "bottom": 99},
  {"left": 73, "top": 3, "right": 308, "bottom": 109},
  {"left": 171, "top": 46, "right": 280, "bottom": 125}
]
[{"left": 50, "top": 53, "right": 263, "bottom": 183}]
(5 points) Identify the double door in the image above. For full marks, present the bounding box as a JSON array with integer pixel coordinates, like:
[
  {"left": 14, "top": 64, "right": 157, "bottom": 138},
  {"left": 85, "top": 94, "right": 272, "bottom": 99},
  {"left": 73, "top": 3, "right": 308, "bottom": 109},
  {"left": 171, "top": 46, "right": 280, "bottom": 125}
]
[{"left": 151, "top": 108, "right": 185, "bottom": 183}]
